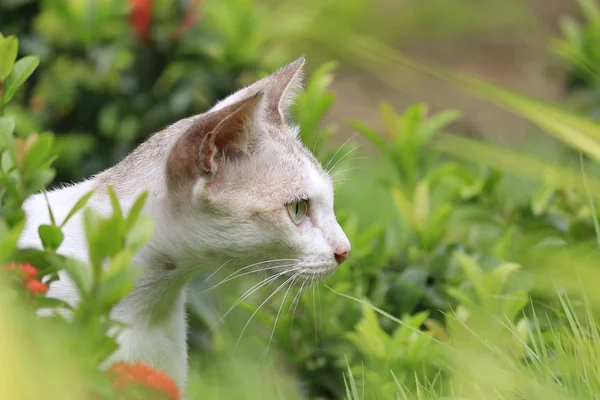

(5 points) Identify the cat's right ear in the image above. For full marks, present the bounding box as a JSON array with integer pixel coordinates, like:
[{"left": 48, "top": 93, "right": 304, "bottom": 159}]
[{"left": 166, "top": 91, "right": 264, "bottom": 191}]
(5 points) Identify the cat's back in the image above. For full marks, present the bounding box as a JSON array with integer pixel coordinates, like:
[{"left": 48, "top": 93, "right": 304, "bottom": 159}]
[{"left": 20, "top": 179, "right": 98, "bottom": 261}]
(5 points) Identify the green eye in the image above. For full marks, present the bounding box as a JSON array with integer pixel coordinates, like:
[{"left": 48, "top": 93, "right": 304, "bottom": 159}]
[{"left": 287, "top": 199, "right": 308, "bottom": 224}]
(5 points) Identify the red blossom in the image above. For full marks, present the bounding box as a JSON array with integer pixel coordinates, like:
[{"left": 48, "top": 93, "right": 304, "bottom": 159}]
[
  {"left": 19, "top": 264, "right": 39, "bottom": 281},
  {"left": 25, "top": 279, "right": 49, "bottom": 295},
  {"left": 171, "top": 0, "right": 203, "bottom": 40},
  {"left": 129, "top": 0, "right": 153, "bottom": 43},
  {"left": 5, "top": 263, "right": 39, "bottom": 280},
  {"left": 4, "top": 263, "right": 48, "bottom": 296},
  {"left": 106, "top": 362, "right": 182, "bottom": 399}
]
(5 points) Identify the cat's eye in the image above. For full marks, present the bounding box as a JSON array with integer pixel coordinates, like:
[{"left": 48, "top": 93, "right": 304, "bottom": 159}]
[{"left": 287, "top": 199, "right": 308, "bottom": 224}]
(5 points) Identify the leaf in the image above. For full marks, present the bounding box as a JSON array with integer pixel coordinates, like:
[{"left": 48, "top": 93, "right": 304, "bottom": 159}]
[
  {"left": 35, "top": 296, "right": 73, "bottom": 311},
  {"left": 380, "top": 102, "right": 399, "bottom": 141},
  {"left": 436, "top": 135, "right": 600, "bottom": 197},
  {"left": 125, "top": 191, "right": 148, "bottom": 232},
  {"left": 42, "top": 191, "right": 56, "bottom": 226},
  {"left": 22, "top": 133, "right": 53, "bottom": 174},
  {"left": 125, "top": 215, "right": 154, "bottom": 252},
  {"left": 0, "top": 116, "right": 15, "bottom": 145},
  {"left": 107, "top": 186, "right": 122, "bottom": 220},
  {"left": 348, "top": 121, "right": 391, "bottom": 160},
  {"left": 454, "top": 252, "right": 485, "bottom": 299},
  {"left": 352, "top": 36, "right": 600, "bottom": 162},
  {"left": 412, "top": 181, "right": 429, "bottom": 230},
  {"left": 501, "top": 290, "right": 528, "bottom": 321},
  {"left": 421, "top": 109, "right": 461, "bottom": 144},
  {"left": 390, "top": 187, "right": 415, "bottom": 228},
  {"left": 0, "top": 36, "right": 18, "bottom": 81},
  {"left": 38, "top": 225, "right": 64, "bottom": 250},
  {"left": 105, "top": 250, "right": 133, "bottom": 276},
  {"left": 62, "top": 258, "right": 92, "bottom": 296},
  {"left": 4, "top": 56, "right": 40, "bottom": 105},
  {"left": 531, "top": 185, "right": 555, "bottom": 217},
  {"left": 61, "top": 190, "right": 96, "bottom": 228},
  {"left": 490, "top": 262, "right": 521, "bottom": 285},
  {"left": 97, "top": 269, "right": 138, "bottom": 312}
]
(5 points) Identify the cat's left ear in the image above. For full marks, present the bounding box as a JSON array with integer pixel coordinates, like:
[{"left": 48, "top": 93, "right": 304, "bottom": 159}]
[
  {"left": 262, "top": 56, "right": 305, "bottom": 123},
  {"left": 166, "top": 92, "right": 264, "bottom": 191},
  {"left": 211, "top": 57, "right": 305, "bottom": 125}
]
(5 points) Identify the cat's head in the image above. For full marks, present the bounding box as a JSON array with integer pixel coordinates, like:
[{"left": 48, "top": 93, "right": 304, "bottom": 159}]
[{"left": 165, "top": 57, "right": 350, "bottom": 279}]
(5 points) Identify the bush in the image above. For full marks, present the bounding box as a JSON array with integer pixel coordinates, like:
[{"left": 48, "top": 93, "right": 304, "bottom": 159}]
[{"left": 3, "top": 1, "right": 600, "bottom": 400}]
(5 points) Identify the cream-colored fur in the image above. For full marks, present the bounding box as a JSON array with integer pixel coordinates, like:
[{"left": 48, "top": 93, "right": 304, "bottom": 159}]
[{"left": 18, "top": 57, "right": 350, "bottom": 391}]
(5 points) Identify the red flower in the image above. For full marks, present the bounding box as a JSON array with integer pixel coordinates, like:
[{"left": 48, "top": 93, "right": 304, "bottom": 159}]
[
  {"left": 129, "top": 0, "right": 153, "bottom": 43},
  {"left": 26, "top": 279, "right": 49, "bottom": 295},
  {"left": 171, "top": 0, "right": 203, "bottom": 40},
  {"left": 4, "top": 263, "right": 48, "bottom": 295},
  {"left": 19, "top": 264, "right": 39, "bottom": 281},
  {"left": 106, "top": 362, "right": 182, "bottom": 399},
  {"left": 5, "top": 263, "right": 39, "bottom": 280}
]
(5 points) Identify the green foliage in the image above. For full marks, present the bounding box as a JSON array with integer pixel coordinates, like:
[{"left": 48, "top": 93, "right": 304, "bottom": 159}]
[
  {"left": 552, "top": 0, "right": 600, "bottom": 98},
  {"left": 5, "top": 1, "right": 600, "bottom": 400}
]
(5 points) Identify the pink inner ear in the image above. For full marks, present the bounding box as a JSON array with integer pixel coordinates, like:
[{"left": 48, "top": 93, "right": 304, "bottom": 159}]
[{"left": 166, "top": 91, "right": 264, "bottom": 190}]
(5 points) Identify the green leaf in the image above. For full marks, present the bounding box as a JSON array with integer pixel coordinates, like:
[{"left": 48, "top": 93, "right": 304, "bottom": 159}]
[
  {"left": 454, "top": 252, "right": 485, "bottom": 299},
  {"left": 531, "top": 185, "right": 555, "bottom": 216},
  {"left": 42, "top": 191, "right": 56, "bottom": 226},
  {"left": 38, "top": 225, "right": 64, "bottom": 250},
  {"left": 412, "top": 180, "right": 429, "bottom": 230},
  {"left": 63, "top": 258, "right": 92, "bottom": 296},
  {"left": 0, "top": 116, "right": 15, "bottom": 145},
  {"left": 97, "top": 269, "right": 138, "bottom": 311},
  {"left": 0, "top": 36, "right": 18, "bottom": 81},
  {"left": 0, "top": 220, "right": 23, "bottom": 263},
  {"left": 380, "top": 102, "right": 399, "bottom": 141},
  {"left": 61, "top": 190, "right": 96, "bottom": 228},
  {"left": 107, "top": 186, "right": 122, "bottom": 220},
  {"left": 22, "top": 133, "right": 54, "bottom": 174},
  {"left": 4, "top": 56, "right": 40, "bottom": 105},
  {"left": 349, "top": 121, "right": 390, "bottom": 159},
  {"left": 421, "top": 109, "right": 461, "bottom": 144},
  {"left": 436, "top": 135, "right": 600, "bottom": 197},
  {"left": 125, "top": 215, "right": 154, "bottom": 252},
  {"left": 35, "top": 296, "right": 73, "bottom": 311},
  {"left": 390, "top": 187, "right": 415, "bottom": 228},
  {"left": 125, "top": 191, "right": 148, "bottom": 232}
]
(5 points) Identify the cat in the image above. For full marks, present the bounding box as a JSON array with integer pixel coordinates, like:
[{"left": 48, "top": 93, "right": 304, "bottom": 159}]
[{"left": 18, "top": 57, "right": 351, "bottom": 391}]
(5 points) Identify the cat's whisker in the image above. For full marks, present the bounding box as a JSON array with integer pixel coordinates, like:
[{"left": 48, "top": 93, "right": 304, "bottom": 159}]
[
  {"left": 312, "top": 277, "right": 318, "bottom": 345},
  {"left": 200, "top": 263, "right": 298, "bottom": 294},
  {"left": 289, "top": 276, "right": 309, "bottom": 335},
  {"left": 331, "top": 166, "right": 362, "bottom": 178},
  {"left": 329, "top": 156, "right": 368, "bottom": 174},
  {"left": 202, "top": 259, "right": 234, "bottom": 283},
  {"left": 205, "top": 269, "right": 298, "bottom": 335},
  {"left": 263, "top": 272, "right": 300, "bottom": 364},
  {"left": 219, "top": 258, "right": 301, "bottom": 284},
  {"left": 327, "top": 145, "right": 361, "bottom": 173},
  {"left": 234, "top": 272, "right": 300, "bottom": 356},
  {"left": 323, "top": 133, "right": 358, "bottom": 171},
  {"left": 317, "top": 283, "right": 323, "bottom": 332}
]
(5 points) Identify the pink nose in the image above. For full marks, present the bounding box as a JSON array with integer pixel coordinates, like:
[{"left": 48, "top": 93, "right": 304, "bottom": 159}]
[{"left": 334, "top": 243, "right": 351, "bottom": 265}]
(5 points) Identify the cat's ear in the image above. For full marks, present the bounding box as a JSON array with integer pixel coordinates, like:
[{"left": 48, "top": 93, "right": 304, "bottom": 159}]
[
  {"left": 211, "top": 57, "right": 305, "bottom": 125},
  {"left": 262, "top": 56, "right": 305, "bottom": 123},
  {"left": 166, "top": 91, "right": 264, "bottom": 190}
]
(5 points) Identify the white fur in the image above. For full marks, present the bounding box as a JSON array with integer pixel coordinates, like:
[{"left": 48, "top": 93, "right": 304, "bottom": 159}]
[{"left": 18, "top": 58, "right": 350, "bottom": 393}]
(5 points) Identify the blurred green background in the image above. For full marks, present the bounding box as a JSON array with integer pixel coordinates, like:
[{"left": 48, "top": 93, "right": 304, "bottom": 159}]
[{"left": 4, "top": 0, "right": 600, "bottom": 399}]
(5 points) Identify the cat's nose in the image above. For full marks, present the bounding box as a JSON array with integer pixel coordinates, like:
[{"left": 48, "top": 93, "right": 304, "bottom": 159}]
[{"left": 334, "top": 241, "right": 351, "bottom": 265}]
